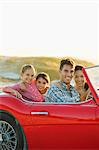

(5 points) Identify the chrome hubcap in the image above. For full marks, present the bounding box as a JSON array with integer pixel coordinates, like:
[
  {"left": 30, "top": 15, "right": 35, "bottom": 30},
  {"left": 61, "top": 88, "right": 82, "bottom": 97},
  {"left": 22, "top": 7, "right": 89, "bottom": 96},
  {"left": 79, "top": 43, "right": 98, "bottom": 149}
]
[{"left": 0, "top": 121, "right": 17, "bottom": 150}]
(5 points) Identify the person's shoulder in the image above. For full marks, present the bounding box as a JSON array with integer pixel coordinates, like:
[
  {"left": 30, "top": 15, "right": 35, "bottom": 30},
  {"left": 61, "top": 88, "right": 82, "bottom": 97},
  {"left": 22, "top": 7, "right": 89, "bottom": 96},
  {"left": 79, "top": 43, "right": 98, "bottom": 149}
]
[
  {"left": 51, "top": 80, "right": 61, "bottom": 88},
  {"left": 16, "top": 81, "right": 27, "bottom": 87},
  {"left": 46, "top": 80, "right": 60, "bottom": 93},
  {"left": 30, "top": 79, "right": 36, "bottom": 87},
  {"left": 31, "top": 79, "right": 36, "bottom": 84},
  {"left": 70, "top": 85, "right": 78, "bottom": 92},
  {"left": 70, "top": 84, "right": 75, "bottom": 89},
  {"left": 11, "top": 82, "right": 21, "bottom": 87}
]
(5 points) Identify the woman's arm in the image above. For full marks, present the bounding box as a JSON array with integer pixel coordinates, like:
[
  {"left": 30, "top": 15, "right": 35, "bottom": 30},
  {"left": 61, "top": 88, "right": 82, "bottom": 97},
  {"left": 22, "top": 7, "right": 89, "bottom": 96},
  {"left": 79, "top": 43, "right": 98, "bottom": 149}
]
[{"left": 80, "top": 89, "right": 90, "bottom": 101}]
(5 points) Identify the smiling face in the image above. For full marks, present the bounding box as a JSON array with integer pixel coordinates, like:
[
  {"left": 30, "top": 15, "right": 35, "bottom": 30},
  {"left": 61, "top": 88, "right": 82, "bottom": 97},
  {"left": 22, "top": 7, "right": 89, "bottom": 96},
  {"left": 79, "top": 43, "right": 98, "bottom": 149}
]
[
  {"left": 21, "top": 68, "right": 34, "bottom": 84},
  {"left": 36, "top": 77, "right": 48, "bottom": 93},
  {"left": 59, "top": 64, "right": 74, "bottom": 85},
  {"left": 74, "top": 70, "right": 85, "bottom": 87}
]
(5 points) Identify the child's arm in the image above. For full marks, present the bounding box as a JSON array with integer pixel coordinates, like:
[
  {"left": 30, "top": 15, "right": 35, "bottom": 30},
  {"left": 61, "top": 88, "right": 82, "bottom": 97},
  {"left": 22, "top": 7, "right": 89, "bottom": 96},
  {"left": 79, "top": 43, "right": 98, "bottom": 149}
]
[
  {"left": 3, "top": 87, "right": 22, "bottom": 99},
  {"left": 19, "top": 82, "right": 27, "bottom": 92}
]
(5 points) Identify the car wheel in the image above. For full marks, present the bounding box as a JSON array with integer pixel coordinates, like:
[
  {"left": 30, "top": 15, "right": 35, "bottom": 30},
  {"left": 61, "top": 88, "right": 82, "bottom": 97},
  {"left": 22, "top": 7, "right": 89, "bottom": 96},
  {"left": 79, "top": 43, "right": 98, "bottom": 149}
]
[{"left": 0, "top": 113, "right": 24, "bottom": 150}]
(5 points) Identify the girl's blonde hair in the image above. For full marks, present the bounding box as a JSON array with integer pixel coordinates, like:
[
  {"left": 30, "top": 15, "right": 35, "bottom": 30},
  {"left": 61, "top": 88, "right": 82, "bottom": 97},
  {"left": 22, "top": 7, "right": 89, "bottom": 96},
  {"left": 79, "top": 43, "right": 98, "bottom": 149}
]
[{"left": 20, "top": 64, "right": 36, "bottom": 74}]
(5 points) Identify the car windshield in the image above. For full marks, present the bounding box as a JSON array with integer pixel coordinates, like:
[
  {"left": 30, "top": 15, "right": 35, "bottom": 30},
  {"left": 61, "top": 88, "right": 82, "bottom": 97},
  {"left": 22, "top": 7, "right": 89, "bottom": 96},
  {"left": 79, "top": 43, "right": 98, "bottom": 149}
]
[{"left": 85, "top": 65, "right": 99, "bottom": 97}]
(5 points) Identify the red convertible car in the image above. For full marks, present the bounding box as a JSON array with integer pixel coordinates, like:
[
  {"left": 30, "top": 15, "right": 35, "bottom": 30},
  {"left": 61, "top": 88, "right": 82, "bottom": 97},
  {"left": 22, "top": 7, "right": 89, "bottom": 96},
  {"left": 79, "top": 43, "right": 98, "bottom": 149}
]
[{"left": 0, "top": 66, "right": 99, "bottom": 150}]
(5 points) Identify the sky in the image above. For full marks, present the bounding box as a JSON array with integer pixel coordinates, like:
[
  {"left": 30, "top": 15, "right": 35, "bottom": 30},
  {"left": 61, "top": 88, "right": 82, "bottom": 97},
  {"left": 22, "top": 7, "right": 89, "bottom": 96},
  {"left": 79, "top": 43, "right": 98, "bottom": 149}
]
[{"left": 0, "top": 0, "right": 99, "bottom": 64}]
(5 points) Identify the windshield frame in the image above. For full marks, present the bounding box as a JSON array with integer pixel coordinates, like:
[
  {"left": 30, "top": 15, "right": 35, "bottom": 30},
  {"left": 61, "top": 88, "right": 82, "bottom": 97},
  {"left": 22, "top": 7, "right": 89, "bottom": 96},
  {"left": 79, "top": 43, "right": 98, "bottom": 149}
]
[{"left": 83, "top": 65, "right": 99, "bottom": 104}]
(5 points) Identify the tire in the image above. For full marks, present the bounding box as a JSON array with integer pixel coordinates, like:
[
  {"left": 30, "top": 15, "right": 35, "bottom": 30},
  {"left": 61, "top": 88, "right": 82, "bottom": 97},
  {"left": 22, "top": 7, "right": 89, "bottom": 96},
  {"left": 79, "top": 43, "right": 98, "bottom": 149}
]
[{"left": 0, "top": 113, "right": 24, "bottom": 150}]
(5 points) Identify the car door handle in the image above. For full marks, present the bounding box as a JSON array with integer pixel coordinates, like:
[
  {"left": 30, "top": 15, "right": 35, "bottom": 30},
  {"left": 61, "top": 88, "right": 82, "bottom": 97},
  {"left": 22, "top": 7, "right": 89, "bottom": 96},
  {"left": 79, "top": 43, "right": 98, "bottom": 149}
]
[{"left": 31, "top": 111, "right": 48, "bottom": 115}]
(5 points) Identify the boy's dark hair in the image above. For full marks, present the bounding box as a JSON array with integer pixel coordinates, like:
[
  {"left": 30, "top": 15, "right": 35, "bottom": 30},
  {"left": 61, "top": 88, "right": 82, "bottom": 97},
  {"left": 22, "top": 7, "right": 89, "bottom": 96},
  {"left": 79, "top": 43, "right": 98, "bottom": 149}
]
[{"left": 60, "top": 58, "right": 75, "bottom": 70}]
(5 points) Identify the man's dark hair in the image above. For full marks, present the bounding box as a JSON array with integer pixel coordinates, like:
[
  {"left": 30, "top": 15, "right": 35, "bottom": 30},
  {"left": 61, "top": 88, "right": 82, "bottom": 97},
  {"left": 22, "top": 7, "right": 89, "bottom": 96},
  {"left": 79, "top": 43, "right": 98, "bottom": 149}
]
[{"left": 60, "top": 58, "right": 75, "bottom": 70}]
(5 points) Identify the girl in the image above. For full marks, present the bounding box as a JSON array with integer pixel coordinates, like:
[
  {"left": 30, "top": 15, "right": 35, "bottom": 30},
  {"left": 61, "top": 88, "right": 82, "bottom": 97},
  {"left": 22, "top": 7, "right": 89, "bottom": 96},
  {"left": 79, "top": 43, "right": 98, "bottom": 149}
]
[
  {"left": 3, "top": 64, "right": 44, "bottom": 102},
  {"left": 74, "top": 65, "right": 89, "bottom": 101},
  {"left": 36, "top": 72, "right": 50, "bottom": 95}
]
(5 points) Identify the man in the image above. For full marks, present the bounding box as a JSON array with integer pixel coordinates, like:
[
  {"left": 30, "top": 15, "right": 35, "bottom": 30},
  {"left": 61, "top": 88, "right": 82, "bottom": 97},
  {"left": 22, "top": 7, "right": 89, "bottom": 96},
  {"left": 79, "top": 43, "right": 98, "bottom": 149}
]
[{"left": 45, "top": 58, "right": 80, "bottom": 103}]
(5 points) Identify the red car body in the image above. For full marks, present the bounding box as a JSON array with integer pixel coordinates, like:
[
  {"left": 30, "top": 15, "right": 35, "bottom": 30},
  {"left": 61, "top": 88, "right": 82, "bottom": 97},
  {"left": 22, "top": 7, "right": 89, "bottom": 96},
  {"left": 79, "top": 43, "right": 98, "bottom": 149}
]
[{"left": 0, "top": 66, "right": 99, "bottom": 150}]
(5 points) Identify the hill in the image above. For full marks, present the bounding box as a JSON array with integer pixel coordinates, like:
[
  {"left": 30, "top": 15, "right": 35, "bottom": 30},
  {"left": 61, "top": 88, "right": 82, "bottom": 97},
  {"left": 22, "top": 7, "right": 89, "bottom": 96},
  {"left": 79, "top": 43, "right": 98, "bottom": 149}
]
[{"left": 0, "top": 56, "right": 94, "bottom": 83}]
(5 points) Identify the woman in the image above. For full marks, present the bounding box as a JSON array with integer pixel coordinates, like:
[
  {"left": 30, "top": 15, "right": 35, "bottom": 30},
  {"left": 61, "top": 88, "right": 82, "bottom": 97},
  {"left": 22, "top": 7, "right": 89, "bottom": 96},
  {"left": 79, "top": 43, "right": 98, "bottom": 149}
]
[{"left": 74, "top": 65, "right": 89, "bottom": 101}]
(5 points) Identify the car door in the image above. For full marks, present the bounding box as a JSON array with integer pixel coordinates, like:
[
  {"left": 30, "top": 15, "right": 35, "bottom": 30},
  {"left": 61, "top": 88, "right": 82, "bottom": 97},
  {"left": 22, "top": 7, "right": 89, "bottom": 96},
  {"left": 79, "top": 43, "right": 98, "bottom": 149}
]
[{"left": 26, "top": 100, "right": 99, "bottom": 150}]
